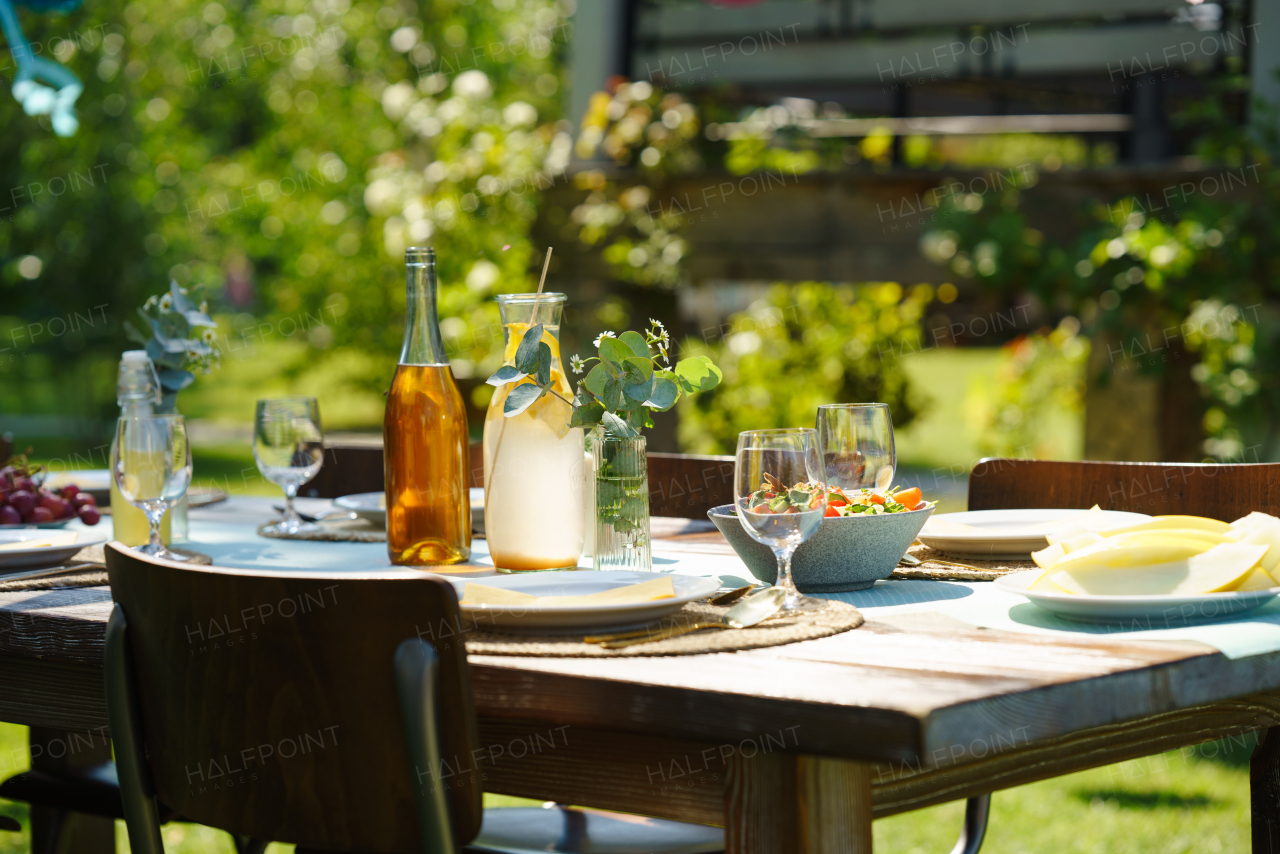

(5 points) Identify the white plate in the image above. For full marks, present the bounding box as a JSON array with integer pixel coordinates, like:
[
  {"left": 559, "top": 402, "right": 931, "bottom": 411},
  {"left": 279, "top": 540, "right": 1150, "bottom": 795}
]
[
  {"left": 336, "top": 489, "right": 485, "bottom": 529},
  {"left": 447, "top": 570, "right": 721, "bottom": 634},
  {"left": 0, "top": 529, "right": 108, "bottom": 571},
  {"left": 918, "top": 509, "right": 1152, "bottom": 557},
  {"left": 995, "top": 569, "right": 1280, "bottom": 624}
]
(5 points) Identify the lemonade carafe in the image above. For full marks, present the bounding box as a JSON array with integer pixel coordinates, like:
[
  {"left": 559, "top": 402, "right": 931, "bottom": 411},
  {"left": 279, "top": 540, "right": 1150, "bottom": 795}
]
[{"left": 482, "top": 293, "right": 585, "bottom": 571}]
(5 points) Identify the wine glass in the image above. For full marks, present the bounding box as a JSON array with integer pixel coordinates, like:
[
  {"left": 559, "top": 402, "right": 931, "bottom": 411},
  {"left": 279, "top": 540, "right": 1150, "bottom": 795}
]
[
  {"left": 253, "top": 397, "right": 325, "bottom": 535},
  {"left": 734, "top": 428, "right": 826, "bottom": 613},
  {"left": 111, "top": 414, "right": 192, "bottom": 561},
  {"left": 815, "top": 404, "right": 895, "bottom": 496}
]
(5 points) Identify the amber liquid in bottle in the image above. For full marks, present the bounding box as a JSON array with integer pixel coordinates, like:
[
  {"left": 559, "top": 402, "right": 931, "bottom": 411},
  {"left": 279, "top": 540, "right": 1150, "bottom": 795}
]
[{"left": 384, "top": 248, "right": 472, "bottom": 566}]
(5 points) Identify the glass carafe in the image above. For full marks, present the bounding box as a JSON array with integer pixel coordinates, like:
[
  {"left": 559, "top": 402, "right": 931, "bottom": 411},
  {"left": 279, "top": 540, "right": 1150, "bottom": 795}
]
[{"left": 483, "top": 293, "right": 585, "bottom": 571}]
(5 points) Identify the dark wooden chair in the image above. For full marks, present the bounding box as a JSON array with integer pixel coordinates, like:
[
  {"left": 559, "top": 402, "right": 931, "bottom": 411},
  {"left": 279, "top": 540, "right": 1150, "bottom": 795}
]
[
  {"left": 305, "top": 441, "right": 734, "bottom": 521},
  {"left": 99, "top": 543, "right": 723, "bottom": 854},
  {"left": 967, "top": 458, "right": 1280, "bottom": 521}
]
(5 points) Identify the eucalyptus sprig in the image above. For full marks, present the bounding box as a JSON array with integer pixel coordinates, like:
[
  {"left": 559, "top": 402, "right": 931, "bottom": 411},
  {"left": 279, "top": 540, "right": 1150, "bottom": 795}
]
[
  {"left": 485, "top": 319, "right": 722, "bottom": 437},
  {"left": 124, "top": 280, "right": 221, "bottom": 397}
]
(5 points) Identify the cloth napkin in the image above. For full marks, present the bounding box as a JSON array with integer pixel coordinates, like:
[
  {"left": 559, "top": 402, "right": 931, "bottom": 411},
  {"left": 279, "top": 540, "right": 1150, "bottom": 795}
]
[{"left": 461, "top": 576, "right": 675, "bottom": 607}]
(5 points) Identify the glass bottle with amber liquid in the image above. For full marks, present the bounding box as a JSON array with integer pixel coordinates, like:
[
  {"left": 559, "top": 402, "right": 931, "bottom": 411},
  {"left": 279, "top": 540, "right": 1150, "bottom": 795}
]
[{"left": 384, "top": 247, "right": 471, "bottom": 566}]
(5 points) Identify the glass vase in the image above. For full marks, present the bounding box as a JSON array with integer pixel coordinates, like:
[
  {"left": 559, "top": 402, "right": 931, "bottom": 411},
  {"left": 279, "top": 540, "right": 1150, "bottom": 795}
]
[
  {"left": 592, "top": 431, "right": 651, "bottom": 572},
  {"left": 483, "top": 293, "right": 585, "bottom": 571}
]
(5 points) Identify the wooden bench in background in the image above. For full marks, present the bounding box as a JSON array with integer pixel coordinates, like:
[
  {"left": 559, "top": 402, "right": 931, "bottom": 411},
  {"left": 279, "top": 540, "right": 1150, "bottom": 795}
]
[{"left": 303, "top": 441, "right": 735, "bottom": 520}]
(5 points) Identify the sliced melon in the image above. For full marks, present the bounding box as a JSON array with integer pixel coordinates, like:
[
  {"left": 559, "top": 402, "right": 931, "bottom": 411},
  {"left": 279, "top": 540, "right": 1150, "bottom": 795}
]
[
  {"left": 1047, "top": 542, "right": 1267, "bottom": 596},
  {"left": 1226, "top": 565, "right": 1279, "bottom": 592},
  {"left": 1098, "top": 516, "right": 1231, "bottom": 538},
  {"left": 1231, "top": 527, "right": 1280, "bottom": 573},
  {"left": 1047, "top": 533, "right": 1218, "bottom": 574},
  {"left": 1229, "top": 511, "right": 1280, "bottom": 531},
  {"left": 1034, "top": 532, "right": 1109, "bottom": 569},
  {"left": 1032, "top": 542, "right": 1065, "bottom": 570}
]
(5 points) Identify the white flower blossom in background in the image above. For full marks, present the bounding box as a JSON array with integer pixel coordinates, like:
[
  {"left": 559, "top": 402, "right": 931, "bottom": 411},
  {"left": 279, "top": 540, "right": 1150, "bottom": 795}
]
[
  {"left": 570, "top": 354, "right": 586, "bottom": 374},
  {"left": 593, "top": 331, "right": 616, "bottom": 348}
]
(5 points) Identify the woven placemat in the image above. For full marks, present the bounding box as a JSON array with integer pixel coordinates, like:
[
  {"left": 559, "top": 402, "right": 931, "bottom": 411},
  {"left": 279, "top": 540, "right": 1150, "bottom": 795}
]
[
  {"left": 888, "top": 542, "right": 1036, "bottom": 582},
  {"left": 464, "top": 597, "right": 863, "bottom": 657},
  {"left": 0, "top": 544, "right": 210, "bottom": 591},
  {"left": 257, "top": 518, "right": 386, "bottom": 542}
]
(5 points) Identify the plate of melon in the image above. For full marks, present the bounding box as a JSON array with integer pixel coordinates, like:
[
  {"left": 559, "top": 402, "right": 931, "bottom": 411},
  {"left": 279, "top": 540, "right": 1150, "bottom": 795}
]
[{"left": 995, "top": 513, "right": 1280, "bottom": 623}]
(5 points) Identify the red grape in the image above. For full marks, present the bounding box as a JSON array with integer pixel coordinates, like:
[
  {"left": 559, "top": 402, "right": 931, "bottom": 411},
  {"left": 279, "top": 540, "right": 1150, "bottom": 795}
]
[
  {"left": 39, "top": 493, "right": 63, "bottom": 513},
  {"left": 12, "top": 477, "right": 34, "bottom": 493},
  {"left": 78, "top": 505, "right": 100, "bottom": 526},
  {"left": 0, "top": 506, "right": 19, "bottom": 525},
  {"left": 72, "top": 493, "right": 97, "bottom": 508},
  {"left": 0, "top": 466, "right": 16, "bottom": 483},
  {"left": 0, "top": 487, "right": 7, "bottom": 505},
  {"left": 9, "top": 490, "right": 35, "bottom": 517},
  {"left": 28, "top": 507, "right": 54, "bottom": 523},
  {"left": 60, "top": 484, "right": 80, "bottom": 500}
]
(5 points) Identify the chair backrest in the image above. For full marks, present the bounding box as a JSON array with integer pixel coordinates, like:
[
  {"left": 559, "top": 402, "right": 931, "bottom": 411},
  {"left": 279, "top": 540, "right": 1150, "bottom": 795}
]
[
  {"left": 307, "top": 442, "right": 735, "bottom": 520},
  {"left": 105, "top": 543, "right": 483, "bottom": 851},
  {"left": 967, "top": 458, "right": 1280, "bottom": 521}
]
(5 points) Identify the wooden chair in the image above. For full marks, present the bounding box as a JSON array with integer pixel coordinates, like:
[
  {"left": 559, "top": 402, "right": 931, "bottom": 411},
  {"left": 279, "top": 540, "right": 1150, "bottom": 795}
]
[
  {"left": 100, "top": 543, "right": 724, "bottom": 854},
  {"left": 305, "top": 442, "right": 734, "bottom": 521},
  {"left": 967, "top": 458, "right": 1280, "bottom": 521}
]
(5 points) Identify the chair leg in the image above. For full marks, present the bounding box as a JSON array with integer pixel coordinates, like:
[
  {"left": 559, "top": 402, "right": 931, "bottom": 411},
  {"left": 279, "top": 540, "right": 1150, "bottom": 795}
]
[
  {"left": 394, "top": 638, "right": 458, "bottom": 854},
  {"left": 949, "top": 795, "right": 990, "bottom": 854},
  {"left": 104, "top": 606, "right": 165, "bottom": 854},
  {"left": 232, "top": 835, "right": 271, "bottom": 854}
]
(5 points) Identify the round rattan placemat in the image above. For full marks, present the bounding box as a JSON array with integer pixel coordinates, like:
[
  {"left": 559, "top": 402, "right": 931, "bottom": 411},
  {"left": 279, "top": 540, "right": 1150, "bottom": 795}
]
[
  {"left": 888, "top": 543, "right": 1036, "bottom": 582},
  {"left": 464, "top": 597, "right": 864, "bottom": 657},
  {"left": 257, "top": 518, "right": 386, "bottom": 542}
]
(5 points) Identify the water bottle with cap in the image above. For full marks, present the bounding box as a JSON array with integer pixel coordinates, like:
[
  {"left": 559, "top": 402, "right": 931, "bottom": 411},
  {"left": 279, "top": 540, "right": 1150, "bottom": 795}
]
[{"left": 109, "top": 351, "right": 172, "bottom": 546}]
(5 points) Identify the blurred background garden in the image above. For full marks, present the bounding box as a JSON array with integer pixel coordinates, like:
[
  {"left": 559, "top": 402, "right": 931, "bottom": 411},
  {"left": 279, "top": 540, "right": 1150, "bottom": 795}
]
[{"left": 2, "top": 0, "right": 1278, "bottom": 513}]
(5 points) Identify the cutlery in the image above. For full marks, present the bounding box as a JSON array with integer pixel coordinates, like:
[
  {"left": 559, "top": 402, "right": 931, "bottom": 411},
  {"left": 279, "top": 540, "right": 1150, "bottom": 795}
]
[
  {"left": 272, "top": 506, "right": 358, "bottom": 524},
  {"left": 709, "top": 583, "right": 759, "bottom": 605},
  {"left": 590, "top": 587, "right": 786, "bottom": 649},
  {"left": 899, "top": 553, "right": 922, "bottom": 566}
]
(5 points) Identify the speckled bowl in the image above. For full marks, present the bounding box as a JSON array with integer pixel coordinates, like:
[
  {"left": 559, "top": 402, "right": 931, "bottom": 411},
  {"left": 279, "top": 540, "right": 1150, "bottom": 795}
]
[{"left": 707, "top": 503, "right": 935, "bottom": 592}]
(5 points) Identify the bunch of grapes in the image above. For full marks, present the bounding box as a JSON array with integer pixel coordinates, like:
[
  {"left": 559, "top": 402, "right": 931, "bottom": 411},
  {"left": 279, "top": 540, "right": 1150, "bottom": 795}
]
[{"left": 0, "top": 460, "right": 100, "bottom": 526}]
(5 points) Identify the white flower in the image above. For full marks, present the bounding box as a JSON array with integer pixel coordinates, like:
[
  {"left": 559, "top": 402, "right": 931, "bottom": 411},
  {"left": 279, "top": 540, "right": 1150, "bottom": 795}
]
[
  {"left": 593, "top": 331, "right": 616, "bottom": 348},
  {"left": 202, "top": 328, "right": 216, "bottom": 344},
  {"left": 570, "top": 354, "right": 586, "bottom": 374},
  {"left": 159, "top": 294, "right": 173, "bottom": 311},
  {"left": 200, "top": 301, "right": 209, "bottom": 313}
]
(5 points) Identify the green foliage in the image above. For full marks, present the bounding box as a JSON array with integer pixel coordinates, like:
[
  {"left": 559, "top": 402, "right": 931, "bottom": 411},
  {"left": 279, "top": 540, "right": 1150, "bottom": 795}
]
[
  {"left": 965, "top": 319, "right": 1090, "bottom": 458},
  {"left": 678, "top": 282, "right": 928, "bottom": 454},
  {"left": 487, "top": 318, "right": 718, "bottom": 438},
  {"left": 1, "top": 0, "right": 570, "bottom": 419},
  {"left": 123, "top": 279, "right": 219, "bottom": 394}
]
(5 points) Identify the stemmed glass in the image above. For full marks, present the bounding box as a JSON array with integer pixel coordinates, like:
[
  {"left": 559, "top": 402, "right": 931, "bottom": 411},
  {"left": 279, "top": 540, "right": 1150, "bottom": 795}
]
[
  {"left": 735, "top": 428, "right": 827, "bottom": 613},
  {"left": 253, "top": 397, "right": 325, "bottom": 535},
  {"left": 815, "top": 404, "right": 895, "bottom": 495},
  {"left": 111, "top": 414, "right": 192, "bottom": 561}
]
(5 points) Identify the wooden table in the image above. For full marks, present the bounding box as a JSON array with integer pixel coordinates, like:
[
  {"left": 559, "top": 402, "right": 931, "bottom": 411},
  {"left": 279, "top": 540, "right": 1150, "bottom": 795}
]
[{"left": 4, "top": 506, "right": 1280, "bottom": 853}]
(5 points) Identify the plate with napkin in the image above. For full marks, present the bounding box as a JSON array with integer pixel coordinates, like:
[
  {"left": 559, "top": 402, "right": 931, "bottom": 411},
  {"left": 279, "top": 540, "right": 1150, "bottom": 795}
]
[
  {"left": 0, "top": 530, "right": 109, "bottom": 571},
  {"left": 450, "top": 571, "right": 721, "bottom": 634},
  {"left": 918, "top": 507, "right": 1152, "bottom": 557}
]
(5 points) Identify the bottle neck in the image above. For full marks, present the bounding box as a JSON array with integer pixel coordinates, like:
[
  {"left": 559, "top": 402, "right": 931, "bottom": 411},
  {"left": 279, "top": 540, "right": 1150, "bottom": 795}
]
[
  {"left": 120, "top": 398, "right": 154, "bottom": 418},
  {"left": 400, "top": 258, "right": 448, "bottom": 366}
]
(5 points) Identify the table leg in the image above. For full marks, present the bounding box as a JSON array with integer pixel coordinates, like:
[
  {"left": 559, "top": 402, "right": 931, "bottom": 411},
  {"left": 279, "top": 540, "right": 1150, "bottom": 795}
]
[
  {"left": 725, "top": 752, "right": 872, "bottom": 854},
  {"left": 29, "top": 727, "right": 115, "bottom": 854},
  {"left": 1254, "top": 727, "right": 1280, "bottom": 853}
]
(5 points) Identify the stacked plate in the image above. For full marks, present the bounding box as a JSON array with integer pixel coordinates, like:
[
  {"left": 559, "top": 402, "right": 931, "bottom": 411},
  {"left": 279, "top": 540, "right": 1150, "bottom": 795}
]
[
  {"left": 917, "top": 509, "right": 1153, "bottom": 558},
  {"left": 0, "top": 530, "right": 107, "bottom": 573}
]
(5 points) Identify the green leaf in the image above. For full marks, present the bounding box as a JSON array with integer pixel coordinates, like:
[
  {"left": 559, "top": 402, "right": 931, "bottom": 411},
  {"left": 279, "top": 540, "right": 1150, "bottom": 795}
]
[
  {"left": 602, "top": 411, "right": 639, "bottom": 438},
  {"left": 619, "top": 330, "right": 651, "bottom": 358},
  {"left": 514, "top": 324, "right": 544, "bottom": 374},
  {"left": 503, "top": 383, "right": 545, "bottom": 417},
  {"left": 626, "top": 407, "right": 651, "bottom": 434},
  {"left": 123, "top": 320, "right": 149, "bottom": 347},
  {"left": 584, "top": 364, "right": 611, "bottom": 398},
  {"left": 674, "top": 356, "right": 723, "bottom": 392},
  {"left": 486, "top": 365, "right": 527, "bottom": 387},
  {"left": 570, "top": 401, "right": 605, "bottom": 428},
  {"left": 157, "top": 368, "right": 195, "bottom": 393},
  {"left": 621, "top": 356, "right": 653, "bottom": 385},
  {"left": 598, "top": 337, "right": 634, "bottom": 367},
  {"left": 623, "top": 375, "right": 654, "bottom": 404},
  {"left": 536, "top": 342, "right": 552, "bottom": 387},
  {"left": 644, "top": 377, "right": 679, "bottom": 411},
  {"left": 602, "top": 378, "right": 624, "bottom": 411}
]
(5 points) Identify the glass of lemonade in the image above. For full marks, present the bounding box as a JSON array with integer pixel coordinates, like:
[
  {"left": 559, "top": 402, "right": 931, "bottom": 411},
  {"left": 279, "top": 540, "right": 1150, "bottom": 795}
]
[{"left": 482, "top": 293, "right": 585, "bottom": 571}]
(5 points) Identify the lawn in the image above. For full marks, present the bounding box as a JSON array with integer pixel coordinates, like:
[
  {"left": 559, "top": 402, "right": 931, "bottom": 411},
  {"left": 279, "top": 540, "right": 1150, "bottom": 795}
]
[{"left": 0, "top": 722, "right": 1255, "bottom": 853}]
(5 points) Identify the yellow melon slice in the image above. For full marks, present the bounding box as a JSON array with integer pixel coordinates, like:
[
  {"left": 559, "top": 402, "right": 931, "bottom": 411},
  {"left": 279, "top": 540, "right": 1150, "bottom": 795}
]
[
  {"left": 1099, "top": 516, "right": 1231, "bottom": 538},
  {"left": 1048, "top": 533, "right": 1218, "bottom": 573},
  {"left": 1033, "top": 532, "right": 1108, "bottom": 569},
  {"left": 1225, "top": 565, "right": 1279, "bottom": 592},
  {"left": 1230, "top": 511, "right": 1280, "bottom": 531},
  {"left": 1231, "top": 527, "right": 1280, "bottom": 574},
  {"left": 1047, "top": 542, "right": 1267, "bottom": 596}
]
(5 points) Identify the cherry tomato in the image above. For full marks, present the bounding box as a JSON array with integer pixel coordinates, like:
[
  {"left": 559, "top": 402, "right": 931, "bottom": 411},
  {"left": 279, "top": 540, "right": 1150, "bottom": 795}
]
[
  {"left": 824, "top": 505, "right": 842, "bottom": 518},
  {"left": 868, "top": 493, "right": 886, "bottom": 505}
]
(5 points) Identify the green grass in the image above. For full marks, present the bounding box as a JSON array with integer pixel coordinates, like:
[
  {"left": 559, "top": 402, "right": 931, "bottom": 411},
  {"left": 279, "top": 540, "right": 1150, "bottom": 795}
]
[{"left": 0, "top": 722, "right": 1256, "bottom": 853}]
